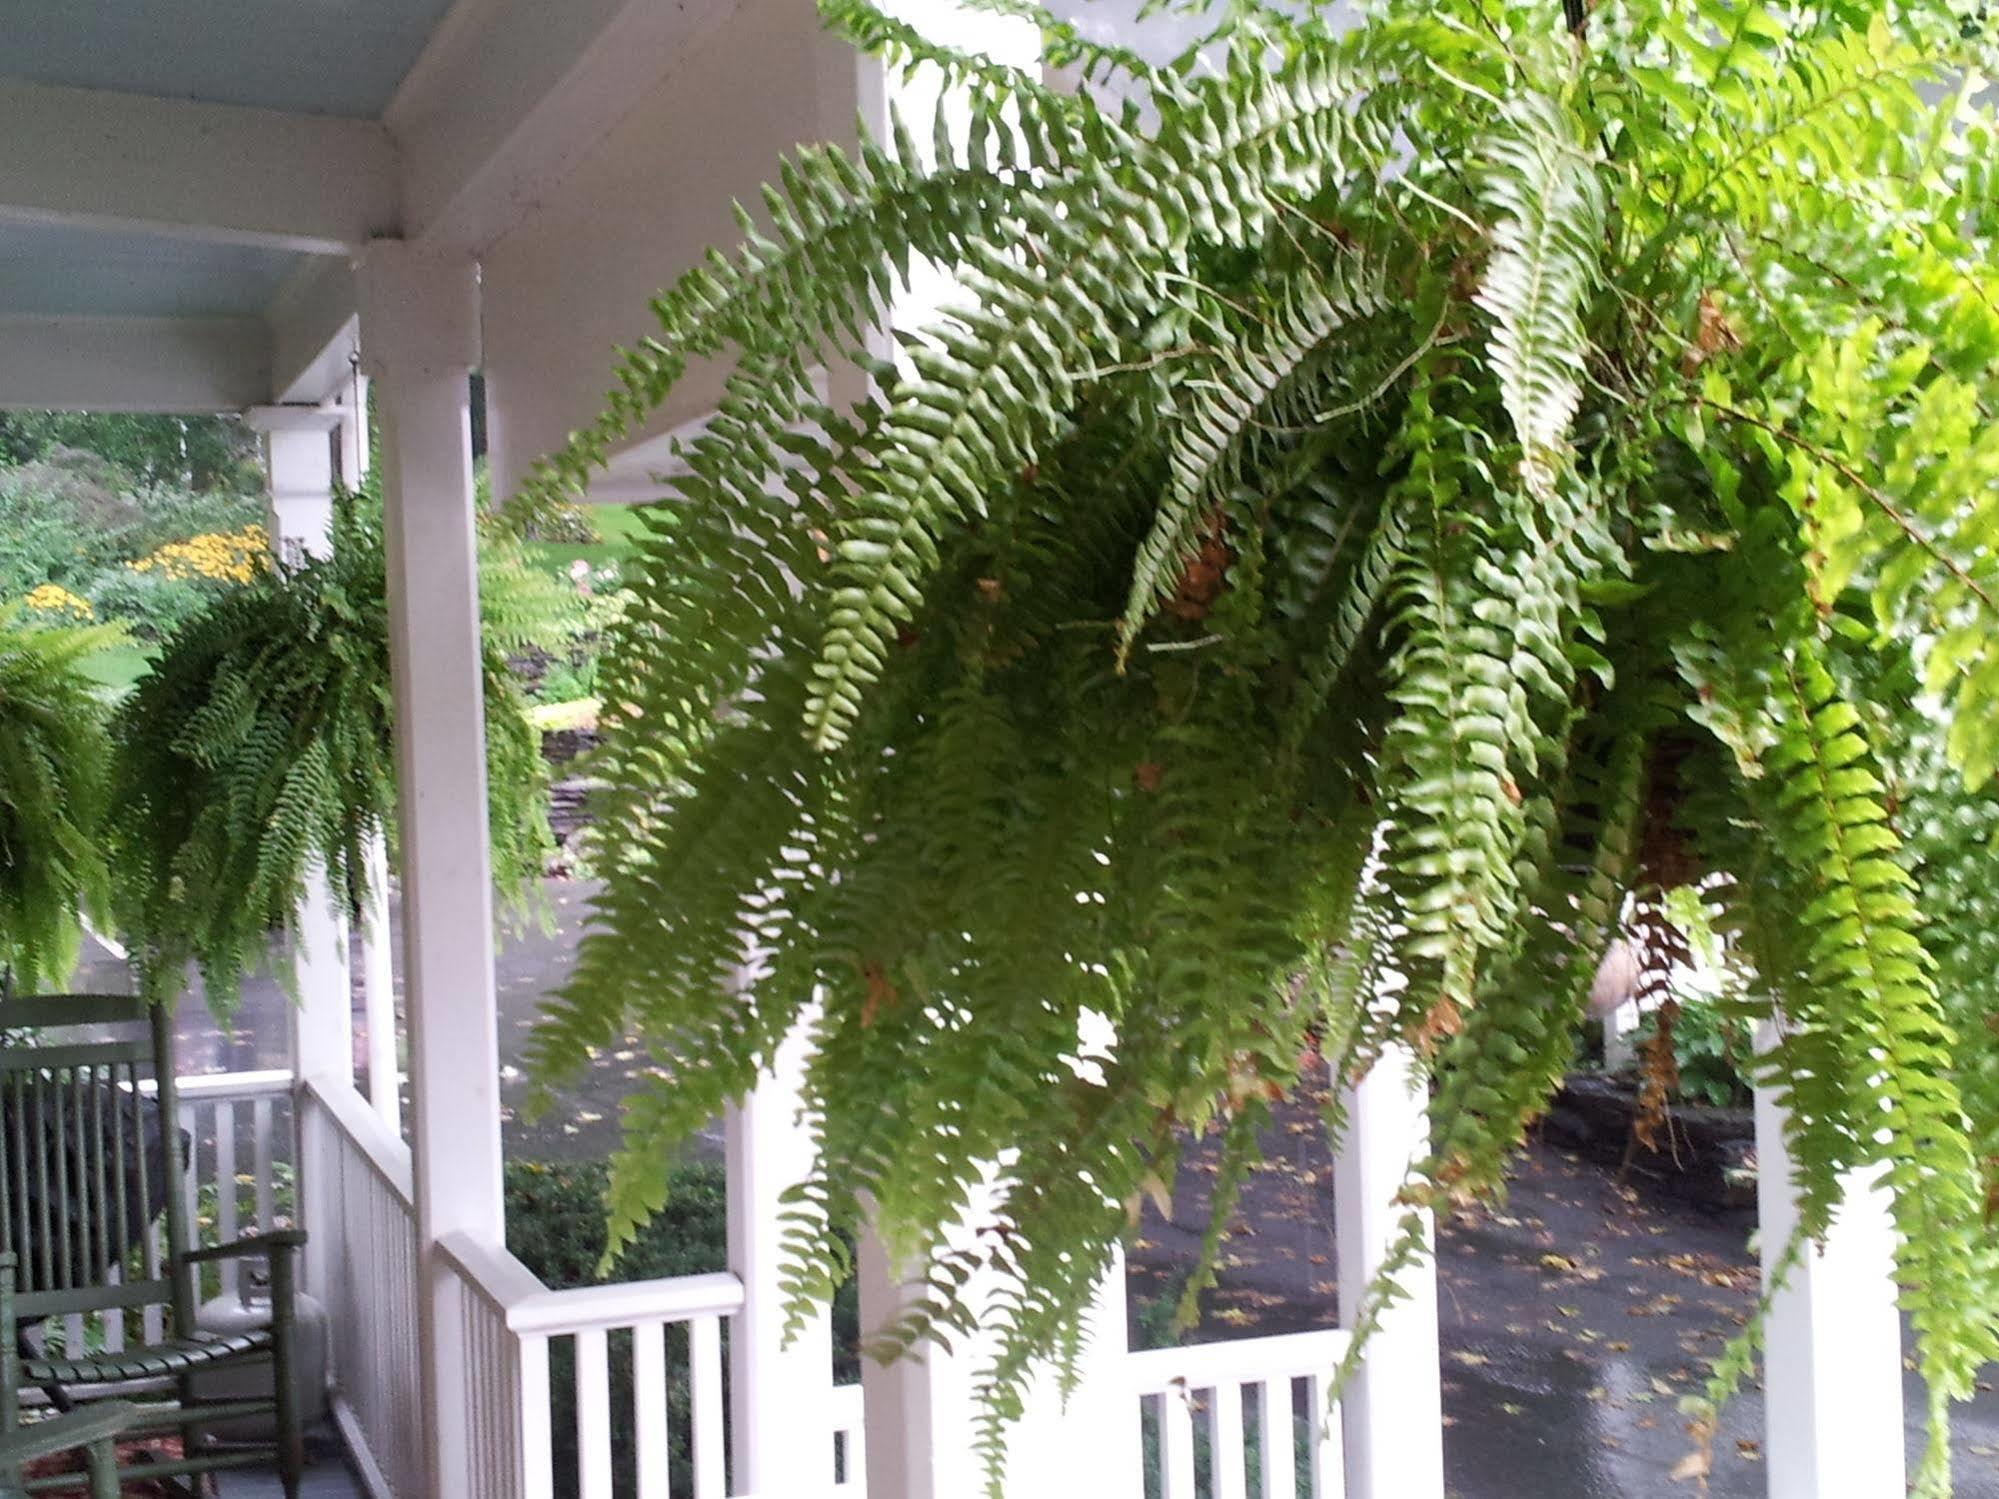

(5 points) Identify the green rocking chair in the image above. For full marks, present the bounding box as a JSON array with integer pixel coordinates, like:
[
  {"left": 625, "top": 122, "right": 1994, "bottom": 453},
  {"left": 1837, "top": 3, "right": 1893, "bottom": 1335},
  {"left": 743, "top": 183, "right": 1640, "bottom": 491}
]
[
  {"left": 0, "top": 1388, "right": 136, "bottom": 1499},
  {"left": 0, "top": 995, "right": 305, "bottom": 1497}
]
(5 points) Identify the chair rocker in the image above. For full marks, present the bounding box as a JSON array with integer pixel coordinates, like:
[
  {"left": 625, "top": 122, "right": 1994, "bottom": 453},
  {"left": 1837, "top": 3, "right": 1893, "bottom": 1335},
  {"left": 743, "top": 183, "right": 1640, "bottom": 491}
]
[
  {"left": 0, "top": 995, "right": 305, "bottom": 1498},
  {"left": 0, "top": 1386, "right": 136, "bottom": 1499}
]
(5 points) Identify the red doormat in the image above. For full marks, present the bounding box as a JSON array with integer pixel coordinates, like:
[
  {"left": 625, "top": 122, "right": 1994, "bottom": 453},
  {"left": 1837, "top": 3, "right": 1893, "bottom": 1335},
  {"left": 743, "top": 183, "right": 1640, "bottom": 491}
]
[{"left": 21, "top": 1430, "right": 189, "bottom": 1495}]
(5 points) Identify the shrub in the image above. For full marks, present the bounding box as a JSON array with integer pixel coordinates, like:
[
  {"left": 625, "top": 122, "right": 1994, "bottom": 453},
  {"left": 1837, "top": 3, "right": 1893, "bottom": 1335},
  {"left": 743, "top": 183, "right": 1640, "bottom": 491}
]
[
  {"left": 83, "top": 567, "right": 223, "bottom": 644},
  {"left": 1639, "top": 995, "right": 1753, "bottom": 1111},
  {"left": 506, "top": 1157, "right": 858, "bottom": 1496}
]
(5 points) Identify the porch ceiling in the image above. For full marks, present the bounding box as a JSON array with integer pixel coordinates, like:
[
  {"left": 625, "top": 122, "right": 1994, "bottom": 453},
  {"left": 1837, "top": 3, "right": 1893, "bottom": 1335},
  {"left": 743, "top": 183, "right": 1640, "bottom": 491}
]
[
  {"left": 0, "top": 222, "right": 305, "bottom": 321},
  {"left": 0, "top": 0, "right": 458, "bottom": 118},
  {"left": 0, "top": 0, "right": 741, "bottom": 415}
]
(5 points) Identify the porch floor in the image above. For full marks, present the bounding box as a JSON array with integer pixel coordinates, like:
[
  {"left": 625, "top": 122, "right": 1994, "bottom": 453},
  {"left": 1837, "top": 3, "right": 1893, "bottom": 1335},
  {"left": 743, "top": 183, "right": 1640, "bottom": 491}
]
[{"left": 211, "top": 1424, "right": 364, "bottom": 1499}]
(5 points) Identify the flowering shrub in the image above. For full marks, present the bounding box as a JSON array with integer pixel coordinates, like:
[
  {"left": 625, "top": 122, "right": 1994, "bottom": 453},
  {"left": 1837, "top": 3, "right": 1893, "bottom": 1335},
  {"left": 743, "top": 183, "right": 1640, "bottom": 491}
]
[
  {"left": 127, "top": 525, "right": 268, "bottom": 585},
  {"left": 22, "top": 584, "right": 94, "bottom": 620}
]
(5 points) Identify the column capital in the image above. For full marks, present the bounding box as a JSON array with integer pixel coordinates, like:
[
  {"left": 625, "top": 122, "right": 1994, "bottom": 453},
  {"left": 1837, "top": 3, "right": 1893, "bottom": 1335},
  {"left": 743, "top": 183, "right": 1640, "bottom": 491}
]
[{"left": 356, "top": 241, "right": 480, "bottom": 380}]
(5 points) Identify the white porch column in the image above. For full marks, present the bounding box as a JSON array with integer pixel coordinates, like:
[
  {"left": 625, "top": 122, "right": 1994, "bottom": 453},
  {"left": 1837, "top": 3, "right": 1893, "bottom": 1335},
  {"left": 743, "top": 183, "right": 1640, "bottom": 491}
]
[
  {"left": 1333, "top": 1043, "right": 1445, "bottom": 1499},
  {"left": 725, "top": 1014, "right": 836, "bottom": 1493},
  {"left": 358, "top": 242, "right": 501, "bottom": 1499},
  {"left": 249, "top": 405, "right": 355, "bottom": 1320},
  {"left": 858, "top": 1187, "right": 1133, "bottom": 1498},
  {"left": 334, "top": 373, "right": 371, "bottom": 491},
  {"left": 330, "top": 377, "right": 403, "bottom": 1135},
  {"left": 247, "top": 405, "right": 354, "bottom": 1088},
  {"left": 1753, "top": 1023, "right": 1905, "bottom": 1498}
]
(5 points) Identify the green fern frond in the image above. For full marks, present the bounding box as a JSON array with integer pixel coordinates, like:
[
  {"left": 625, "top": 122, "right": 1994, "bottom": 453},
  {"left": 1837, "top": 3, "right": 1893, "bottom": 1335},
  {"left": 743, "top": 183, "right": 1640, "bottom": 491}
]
[
  {"left": 1474, "top": 84, "right": 1605, "bottom": 502},
  {"left": 0, "top": 607, "right": 120, "bottom": 993},
  {"left": 524, "top": 3, "right": 1999, "bottom": 1487},
  {"left": 113, "top": 483, "right": 552, "bottom": 1013}
]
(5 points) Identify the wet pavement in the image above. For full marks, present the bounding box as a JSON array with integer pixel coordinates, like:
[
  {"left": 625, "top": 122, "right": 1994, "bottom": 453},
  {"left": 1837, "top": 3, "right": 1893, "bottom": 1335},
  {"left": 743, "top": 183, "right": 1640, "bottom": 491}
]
[
  {"left": 72, "top": 878, "right": 1999, "bottom": 1498},
  {"left": 1132, "top": 1078, "right": 1999, "bottom": 1498}
]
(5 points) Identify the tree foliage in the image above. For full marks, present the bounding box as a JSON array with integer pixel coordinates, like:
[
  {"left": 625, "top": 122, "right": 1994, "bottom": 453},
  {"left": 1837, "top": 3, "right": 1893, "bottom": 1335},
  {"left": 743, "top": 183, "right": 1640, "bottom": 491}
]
[
  {"left": 0, "top": 412, "right": 261, "bottom": 496},
  {"left": 525, "top": 0, "right": 1999, "bottom": 1487},
  {"left": 110, "top": 484, "right": 569, "bottom": 1011},
  {"left": 0, "top": 607, "right": 122, "bottom": 993}
]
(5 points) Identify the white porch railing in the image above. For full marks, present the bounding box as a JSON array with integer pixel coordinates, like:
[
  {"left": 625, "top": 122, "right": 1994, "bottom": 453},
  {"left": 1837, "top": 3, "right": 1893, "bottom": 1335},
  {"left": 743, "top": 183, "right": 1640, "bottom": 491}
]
[
  {"left": 1127, "top": 1329, "right": 1349, "bottom": 1499},
  {"left": 161, "top": 1065, "right": 1360, "bottom": 1499},
  {"left": 59, "top": 1069, "right": 299, "bottom": 1356},
  {"left": 302, "top": 1074, "right": 424, "bottom": 1499},
  {"left": 440, "top": 1232, "right": 745, "bottom": 1499}
]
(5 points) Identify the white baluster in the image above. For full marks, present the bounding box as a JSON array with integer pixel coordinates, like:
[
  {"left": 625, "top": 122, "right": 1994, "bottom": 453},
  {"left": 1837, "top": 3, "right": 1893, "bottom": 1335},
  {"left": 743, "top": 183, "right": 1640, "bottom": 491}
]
[
  {"left": 252, "top": 1096, "right": 274, "bottom": 1234},
  {"left": 102, "top": 1264, "right": 124, "bottom": 1353},
  {"left": 1258, "top": 1378, "right": 1297, "bottom": 1499},
  {"left": 1161, "top": 1387, "right": 1197, "bottom": 1499},
  {"left": 1306, "top": 1373, "right": 1346, "bottom": 1499},
  {"left": 575, "top": 1327, "right": 613, "bottom": 1499},
  {"left": 841, "top": 1385, "right": 869, "bottom": 1492},
  {"left": 689, "top": 1314, "right": 726, "bottom": 1499},
  {"left": 1212, "top": 1380, "right": 1248, "bottom": 1499},
  {"left": 520, "top": 1332, "right": 554, "bottom": 1498},
  {"left": 215, "top": 1100, "right": 238, "bottom": 1296},
  {"left": 633, "top": 1320, "right": 670, "bottom": 1498}
]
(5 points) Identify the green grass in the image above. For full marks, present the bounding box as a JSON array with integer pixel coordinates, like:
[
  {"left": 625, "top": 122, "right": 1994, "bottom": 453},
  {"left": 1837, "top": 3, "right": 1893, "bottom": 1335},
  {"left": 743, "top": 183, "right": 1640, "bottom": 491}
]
[
  {"left": 78, "top": 642, "right": 153, "bottom": 696},
  {"left": 524, "top": 503, "right": 651, "bottom": 577}
]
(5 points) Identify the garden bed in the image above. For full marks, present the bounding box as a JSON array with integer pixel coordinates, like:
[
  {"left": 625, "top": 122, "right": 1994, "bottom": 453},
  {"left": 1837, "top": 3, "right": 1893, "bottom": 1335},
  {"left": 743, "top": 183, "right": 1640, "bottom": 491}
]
[{"left": 1541, "top": 1073, "right": 1757, "bottom": 1215}]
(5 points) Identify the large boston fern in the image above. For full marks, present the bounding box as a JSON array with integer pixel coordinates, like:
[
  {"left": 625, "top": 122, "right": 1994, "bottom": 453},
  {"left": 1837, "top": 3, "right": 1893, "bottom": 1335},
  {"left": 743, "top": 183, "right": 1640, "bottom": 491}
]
[
  {"left": 0, "top": 607, "right": 121, "bottom": 994},
  {"left": 527, "top": 0, "right": 1999, "bottom": 1485},
  {"left": 112, "top": 486, "right": 565, "bottom": 1011}
]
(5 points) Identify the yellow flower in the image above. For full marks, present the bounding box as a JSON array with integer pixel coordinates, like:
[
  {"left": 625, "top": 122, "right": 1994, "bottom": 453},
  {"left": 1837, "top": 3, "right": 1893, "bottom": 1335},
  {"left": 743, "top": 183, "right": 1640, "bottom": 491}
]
[
  {"left": 129, "top": 524, "right": 270, "bottom": 584},
  {"left": 22, "top": 584, "right": 94, "bottom": 619}
]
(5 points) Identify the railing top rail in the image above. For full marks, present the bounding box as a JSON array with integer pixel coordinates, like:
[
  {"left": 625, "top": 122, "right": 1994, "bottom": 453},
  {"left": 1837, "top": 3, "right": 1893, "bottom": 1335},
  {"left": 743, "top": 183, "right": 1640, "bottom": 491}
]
[
  {"left": 437, "top": 1228, "right": 748, "bottom": 1336},
  {"left": 1125, "top": 1327, "right": 1352, "bottom": 1392},
  {"left": 508, "top": 1269, "right": 747, "bottom": 1337},
  {"left": 303, "top": 1075, "right": 415, "bottom": 1204},
  {"left": 140, "top": 1068, "right": 293, "bottom": 1102},
  {"left": 436, "top": 1230, "right": 548, "bottom": 1312}
]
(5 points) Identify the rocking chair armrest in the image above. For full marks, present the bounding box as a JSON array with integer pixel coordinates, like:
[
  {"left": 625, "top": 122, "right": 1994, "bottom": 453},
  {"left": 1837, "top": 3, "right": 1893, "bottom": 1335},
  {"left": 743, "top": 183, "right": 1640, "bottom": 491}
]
[
  {"left": 181, "top": 1229, "right": 307, "bottom": 1266},
  {"left": 0, "top": 1400, "right": 137, "bottom": 1465}
]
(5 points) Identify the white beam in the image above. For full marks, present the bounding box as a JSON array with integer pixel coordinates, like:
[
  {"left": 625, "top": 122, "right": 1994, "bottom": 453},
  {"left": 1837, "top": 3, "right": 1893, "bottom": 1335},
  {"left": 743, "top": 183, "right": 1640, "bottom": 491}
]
[
  {"left": 386, "top": 0, "right": 738, "bottom": 254},
  {"left": 269, "top": 258, "right": 362, "bottom": 408},
  {"left": 0, "top": 314, "right": 269, "bottom": 413},
  {"left": 0, "top": 82, "right": 398, "bottom": 254},
  {"left": 359, "top": 240, "right": 497, "bottom": 1499}
]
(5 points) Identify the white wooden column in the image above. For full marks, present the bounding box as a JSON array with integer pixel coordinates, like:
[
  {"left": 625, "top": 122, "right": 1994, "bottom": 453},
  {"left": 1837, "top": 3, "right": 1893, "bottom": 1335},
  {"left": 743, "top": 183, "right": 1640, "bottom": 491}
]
[
  {"left": 1753, "top": 1022, "right": 1905, "bottom": 1498},
  {"left": 858, "top": 1180, "right": 1133, "bottom": 1497},
  {"left": 358, "top": 242, "right": 500, "bottom": 1499},
  {"left": 249, "top": 405, "right": 355, "bottom": 1322},
  {"left": 726, "top": 1012, "right": 837, "bottom": 1493},
  {"left": 1333, "top": 1043, "right": 1445, "bottom": 1499},
  {"left": 248, "top": 406, "right": 354, "bottom": 1089},
  {"left": 331, "top": 374, "right": 402, "bottom": 1136}
]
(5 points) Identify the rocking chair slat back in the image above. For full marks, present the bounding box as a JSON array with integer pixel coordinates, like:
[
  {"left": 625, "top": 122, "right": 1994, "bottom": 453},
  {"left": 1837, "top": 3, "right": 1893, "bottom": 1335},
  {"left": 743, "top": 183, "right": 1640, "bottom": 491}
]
[{"left": 0, "top": 997, "right": 190, "bottom": 1326}]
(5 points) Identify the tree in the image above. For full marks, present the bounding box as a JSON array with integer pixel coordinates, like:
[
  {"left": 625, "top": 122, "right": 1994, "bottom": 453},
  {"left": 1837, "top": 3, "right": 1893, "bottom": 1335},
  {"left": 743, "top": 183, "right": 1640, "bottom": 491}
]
[
  {"left": 0, "top": 412, "right": 261, "bottom": 495},
  {"left": 524, "top": 2, "right": 1999, "bottom": 1488}
]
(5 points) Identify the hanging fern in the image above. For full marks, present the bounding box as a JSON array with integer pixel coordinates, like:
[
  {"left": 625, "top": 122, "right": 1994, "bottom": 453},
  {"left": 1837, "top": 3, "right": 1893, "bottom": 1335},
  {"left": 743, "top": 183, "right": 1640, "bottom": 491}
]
[
  {"left": 522, "top": 1, "right": 1999, "bottom": 1489},
  {"left": 0, "top": 606, "right": 122, "bottom": 993},
  {"left": 110, "top": 483, "right": 567, "bottom": 1011}
]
